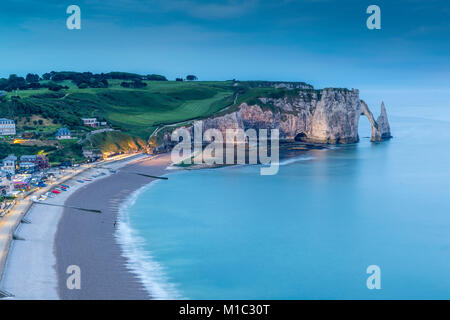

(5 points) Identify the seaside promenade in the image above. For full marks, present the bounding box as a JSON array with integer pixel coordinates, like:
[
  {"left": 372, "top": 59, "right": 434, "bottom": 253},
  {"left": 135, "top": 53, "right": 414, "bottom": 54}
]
[
  {"left": 0, "top": 166, "right": 89, "bottom": 289},
  {"left": 0, "top": 153, "right": 144, "bottom": 295}
]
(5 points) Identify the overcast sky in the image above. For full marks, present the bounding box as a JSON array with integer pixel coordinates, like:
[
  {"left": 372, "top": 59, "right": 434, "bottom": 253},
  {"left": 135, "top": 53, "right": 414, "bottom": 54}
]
[{"left": 1, "top": 0, "right": 449, "bottom": 107}]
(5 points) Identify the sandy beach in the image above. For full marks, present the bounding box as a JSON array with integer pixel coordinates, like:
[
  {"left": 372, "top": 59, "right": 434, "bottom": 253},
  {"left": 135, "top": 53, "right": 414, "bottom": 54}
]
[{"left": 0, "top": 153, "right": 171, "bottom": 299}]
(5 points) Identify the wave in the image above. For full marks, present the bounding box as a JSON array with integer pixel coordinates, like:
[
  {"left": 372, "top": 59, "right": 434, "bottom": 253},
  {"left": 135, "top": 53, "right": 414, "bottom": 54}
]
[
  {"left": 115, "top": 180, "right": 183, "bottom": 300},
  {"left": 274, "top": 155, "right": 316, "bottom": 166},
  {"left": 166, "top": 165, "right": 182, "bottom": 170}
]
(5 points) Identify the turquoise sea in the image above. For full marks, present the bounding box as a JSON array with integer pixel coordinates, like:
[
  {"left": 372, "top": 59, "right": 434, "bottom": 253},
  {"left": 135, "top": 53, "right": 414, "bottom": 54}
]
[{"left": 118, "top": 105, "right": 450, "bottom": 299}]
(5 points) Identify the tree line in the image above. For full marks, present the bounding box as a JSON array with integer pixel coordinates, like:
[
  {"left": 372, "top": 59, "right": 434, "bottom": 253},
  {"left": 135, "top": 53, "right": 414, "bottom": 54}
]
[{"left": 0, "top": 72, "right": 198, "bottom": 92}]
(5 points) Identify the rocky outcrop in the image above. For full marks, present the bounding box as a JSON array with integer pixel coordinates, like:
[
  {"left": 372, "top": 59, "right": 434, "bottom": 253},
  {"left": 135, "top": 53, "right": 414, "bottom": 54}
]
[
  {"left": 373, "top": 102, "right": 392, "bottom": 141},
  {"left": 199, "top": 88, "right": 391, "bottom": 144},
  {"left": 360, "top": 100, "right": 392, "bottom": 142}
]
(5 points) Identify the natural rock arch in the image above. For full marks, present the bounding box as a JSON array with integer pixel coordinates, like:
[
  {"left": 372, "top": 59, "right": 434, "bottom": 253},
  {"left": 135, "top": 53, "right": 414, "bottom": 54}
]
[{"left": 360, "top": 101, "right": 392, "bottom": 142}]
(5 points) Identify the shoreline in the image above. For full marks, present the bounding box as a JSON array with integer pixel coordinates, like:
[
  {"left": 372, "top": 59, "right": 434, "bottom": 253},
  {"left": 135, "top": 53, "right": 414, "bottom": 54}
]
[
  {"left": 115, "top": 176, "right": 185, "bottom": 299},
  {"left": 55, "top": 153, "right": 172, "bottom": 299}
]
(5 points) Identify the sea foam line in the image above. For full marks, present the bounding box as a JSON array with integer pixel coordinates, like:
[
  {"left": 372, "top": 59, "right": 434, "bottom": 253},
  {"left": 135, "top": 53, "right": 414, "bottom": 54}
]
[
  {"left": 273, "top": 155, "right": 316, "bottom": 166},
  {"left": 115, "top": 180, "right": 183, "bottom": 300}
]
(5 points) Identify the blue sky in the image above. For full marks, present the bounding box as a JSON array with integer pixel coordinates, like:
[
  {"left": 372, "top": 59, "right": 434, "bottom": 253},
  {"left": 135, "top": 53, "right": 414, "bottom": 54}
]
[{"left": 1, "top": 0, "right": 449, "bottom": 107}]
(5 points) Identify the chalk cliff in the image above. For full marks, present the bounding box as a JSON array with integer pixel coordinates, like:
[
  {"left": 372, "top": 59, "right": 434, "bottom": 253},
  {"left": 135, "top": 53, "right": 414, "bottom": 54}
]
[
  {"left": 200, "top": 88, "right": 391, "bottom": 144},
  {"left": 153, "top": 85, "right": 391, "bottom": 153}
]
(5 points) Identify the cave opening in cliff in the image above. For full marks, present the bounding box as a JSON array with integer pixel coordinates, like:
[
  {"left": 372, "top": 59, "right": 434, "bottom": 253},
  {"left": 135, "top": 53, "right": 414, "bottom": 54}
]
[{"left": 294, "top": 132, "right": 308, "bottom": 142}]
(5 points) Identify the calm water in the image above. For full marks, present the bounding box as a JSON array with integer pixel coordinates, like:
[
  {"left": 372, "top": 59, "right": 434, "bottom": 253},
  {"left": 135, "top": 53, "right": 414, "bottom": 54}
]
[{"left": 118, "top": 105, "right": 450, "bottom": 299}]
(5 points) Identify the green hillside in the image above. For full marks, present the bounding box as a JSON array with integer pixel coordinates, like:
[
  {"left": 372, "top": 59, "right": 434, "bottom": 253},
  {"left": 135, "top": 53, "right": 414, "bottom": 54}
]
[
  {"left": 0, "top": 80, "right": 238, "bottom": 140},
  {"left": 82, "top": 131, "right": 146, "bottom": 154}
]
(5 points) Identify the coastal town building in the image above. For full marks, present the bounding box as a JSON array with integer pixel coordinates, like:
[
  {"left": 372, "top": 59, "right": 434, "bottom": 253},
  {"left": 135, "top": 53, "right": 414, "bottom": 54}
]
[
  {"left": 0, "top": 118, "right": 16, "bottom": 136},
  {"left": 83, "top": 148, "right": 103, "bottom": 160},
  {"left": 81, "top": 118, "right": 108, "bottom": 128},
  {"left": 19, "top": 161, "right": 37, "bottom": 172},
  {"left": 2, "top": 155, "right": 17, "bottom": 174},
  {"left": 20, "top": 155, "right": 38, "bottom": 163},
  {"left": 81, "top": 118, "right": 99, "bottom": 127},
  {"left": 56, "top": 127, "right": 72, "bottom": 140},
  {"left": 19, "top": 155, "right": 49, "bottom": 171}
]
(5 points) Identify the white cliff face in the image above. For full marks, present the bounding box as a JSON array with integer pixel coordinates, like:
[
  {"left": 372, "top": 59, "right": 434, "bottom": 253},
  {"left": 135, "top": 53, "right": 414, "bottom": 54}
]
[
  {"left": 165, "top": 88, "right": 391, "bottom": 148},
  {"left": 200, "top": 88, "right": 391, "bottom": 144},
  {"left": 308, "top": 89, "right": 361, "bottom": 143}
]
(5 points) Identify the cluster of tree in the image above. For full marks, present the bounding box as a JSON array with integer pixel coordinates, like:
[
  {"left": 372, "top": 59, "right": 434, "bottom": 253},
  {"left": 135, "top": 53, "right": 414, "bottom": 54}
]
[
  {"left": 47, "top": 82, "right": 70, "bottom": 91},
  {"left": 42, "top": 71, "right": 109, "bottom": 89},
  {"left": 120, "top": 80, "right": 148, "bottom": 88},
  {"left": 48, "top": 141, "right": 85, "bottom": 164},
  {"left": 0, "top": 74, "right": 72, "bottom": 92},
  {"left": 175, "top": 75, "right": 198, "bottom": 82},
  {"left": 73, "top": 76, "right": 108, "bottom": 89},
  {"left": 104, "top": 72, "right": 168, "bottom": 81},
  {"left": 147, "top": 74, "right": 168, "bottom": 81},
  {"left": 43, "top": 71, "right": 168, "bottom": 88},
  {"left": 24, "top": 117, "right": 44, "bottom": 126},
  {"left": 103, "top": 72, "right": 142, "bottom": 80},
  {"left": 3, "top": 97, "right": 82, "bottom": 127},
  {"left": 44, "top": 71, "right": 168, "bottom": 82},
  {"left": 0, "top": 143, "right": 56, "bottom": 160},
  {"left": 0, "top": 71, "right": 170, "bottom": 92},
  {"left": 26, "top": 73, "right": 40, "bottom": 83},
  {"left": 0, "top": 74, "right": 31, "bottom": 91}
]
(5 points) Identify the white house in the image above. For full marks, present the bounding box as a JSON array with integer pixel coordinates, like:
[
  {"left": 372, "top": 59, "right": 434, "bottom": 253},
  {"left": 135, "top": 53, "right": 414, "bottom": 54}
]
[
  {"left": 2, "top": 155, "right": 17, "bottom": 174},
  {"left": 56, "top": 127, "right": 72, "bottom": 140},
  {"left": 81, "top": 118, "right": 99, "bottom": 127},
  {"left": 0, "top": 118, "right": 16, "bottom": 136}
]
